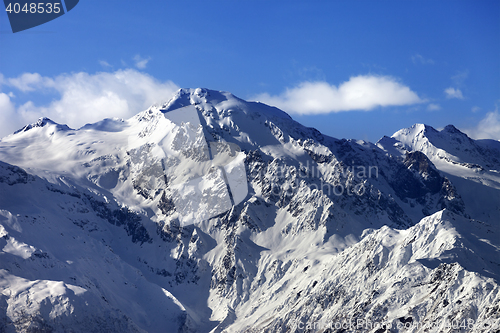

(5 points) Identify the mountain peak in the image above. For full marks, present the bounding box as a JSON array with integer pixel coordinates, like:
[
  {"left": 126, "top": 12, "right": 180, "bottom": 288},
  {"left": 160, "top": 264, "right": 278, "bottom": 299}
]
[
  {"left": 14, "top": 117, "right": 71, "bottom": 134},
  {"left": 390, "top": 123, "right": 437, "bottom": 143},
  {"left": 441, "top": 124, "right": 473, "bottom": 141},
  {"left": 443, "top": 124, "right": 461, "bottom": 133},
  {"left": 160, "top": 88, "right": 240, "bottom": 113},
  {"left": 414, "top": 123, "right": 438, "bottom": 134},
  {"left": 159, "top": 88, "right": 291, "bottom": 120}
]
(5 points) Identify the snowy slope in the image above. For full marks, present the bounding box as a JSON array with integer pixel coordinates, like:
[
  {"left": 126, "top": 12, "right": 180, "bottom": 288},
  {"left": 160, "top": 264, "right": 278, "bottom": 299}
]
[
  {"left": 0, "top": 88, "right": 499, "bottom": 332},
  {"left": 0, "top": 161, "right": 200, "bottom": 332},
  {"left": 230, "top": 210, "right": 500, "bottom": 332}
]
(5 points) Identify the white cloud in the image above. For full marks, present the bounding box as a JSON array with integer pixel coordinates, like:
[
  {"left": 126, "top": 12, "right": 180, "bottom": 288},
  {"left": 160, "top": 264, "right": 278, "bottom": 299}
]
[
  {"left": 411, "top": 54, "right": 435, "bottom": 65},
  {"left": 445, "top": 87, "right": 464, "bottom": 99},
  {"left": 427, "top": 103, "right": 441, "bottom": 111},
  {"left": 254, "top": 75, "right": 423, "bottom": 114},
  {"left": 471, "top": 106, "right": 481, "bottom": 113},
  {"left": 0, "top": 93, "right": 15, "bottom": 113},
  {"left": 7, "top": 73, "right": 51, "bottom": 92},
  {"left": 464, "top": 110, "right": 500, "bottom": 141},
  {"left": 0, "top": 92, "right": 24, "bottom": 138},
  {"left": 133, "top": 55, "right": 151, "bottom": 69},
  {"left": 0, "top": 69, "right": 179, "bottom": 138},
  {"left": 451, "top": 70, "right": 468, "bottom": 86},
  {"left": 99, "top": 60, "right": 112, "bottom": 68}
]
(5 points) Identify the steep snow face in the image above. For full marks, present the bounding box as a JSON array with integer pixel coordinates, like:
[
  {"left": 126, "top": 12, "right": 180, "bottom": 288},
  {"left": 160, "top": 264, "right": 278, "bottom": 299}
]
[
  {"left": 377, "top": 123, "right": 500, "bottom": 224},
  {"left": 0, "top": 89, "right": 499, "bottom": 332}
]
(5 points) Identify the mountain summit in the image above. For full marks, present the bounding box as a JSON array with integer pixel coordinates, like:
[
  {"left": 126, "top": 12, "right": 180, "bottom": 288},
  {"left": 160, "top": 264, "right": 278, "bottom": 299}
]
[{"left": 1, "top": 89, "right": 499, "bottom": 332}]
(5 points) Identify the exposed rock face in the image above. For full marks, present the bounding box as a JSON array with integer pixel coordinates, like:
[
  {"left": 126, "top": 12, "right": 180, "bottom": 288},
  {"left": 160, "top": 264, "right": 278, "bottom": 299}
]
[{"left": 388, "top": 151, "right": 465, "bottom": 216}]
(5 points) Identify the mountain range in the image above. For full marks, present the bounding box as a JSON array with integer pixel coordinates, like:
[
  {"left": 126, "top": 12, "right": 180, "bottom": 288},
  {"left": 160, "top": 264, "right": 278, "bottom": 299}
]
[{"left": 0, "top": 88, "right": 499, "bottom": 332}]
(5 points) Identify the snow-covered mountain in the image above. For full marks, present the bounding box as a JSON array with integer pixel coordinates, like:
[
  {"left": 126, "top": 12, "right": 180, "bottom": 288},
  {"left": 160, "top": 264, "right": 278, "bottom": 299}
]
[
  {"left": 0, "top": 88, "right": 499, "bottom": 332},
  {"left": 377, "top": 123, "right": 500, "bottom": 225}
]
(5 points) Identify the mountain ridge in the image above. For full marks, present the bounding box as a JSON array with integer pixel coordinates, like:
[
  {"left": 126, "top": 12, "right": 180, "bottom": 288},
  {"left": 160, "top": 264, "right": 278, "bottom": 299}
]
[{"left": 0, "top": 88, "right": 499, "bottom": 332}]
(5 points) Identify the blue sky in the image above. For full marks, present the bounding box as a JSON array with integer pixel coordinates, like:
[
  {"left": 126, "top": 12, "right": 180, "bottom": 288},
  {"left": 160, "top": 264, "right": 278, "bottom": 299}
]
[{"left": 0, "top": 0, "right": 499, "bottom": 141}]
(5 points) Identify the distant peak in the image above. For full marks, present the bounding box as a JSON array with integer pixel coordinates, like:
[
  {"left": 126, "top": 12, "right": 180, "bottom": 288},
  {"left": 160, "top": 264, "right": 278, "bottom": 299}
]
[
  {"left": 79, "top": 118, "right": 126, "bottom": 132},
  {"left": 400, "top": 124, "right": 470, "bottom": 139},
  {"left": 14, "top": 117, "right": 71, "bottom": 134},
  {"left": 34, "top": 117, "right": 55, "bottom": 126},
  {"left": 391, "top": 123, "right": 437, "bottom": 140},
  {"left": 397, "top": 123, "right": 436, "bottom": 134},
  {"left": 376, "top": 135, "right": 398, "bottom": 144},
  {"left": 443, "top": 124, "right": 463, "bottom": 134},
  {"left": 440, "top": 124, "right": 475, "bottom": 144},
  {"left": 414, "top": 123, "right": 438, "bottom": 133}
]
